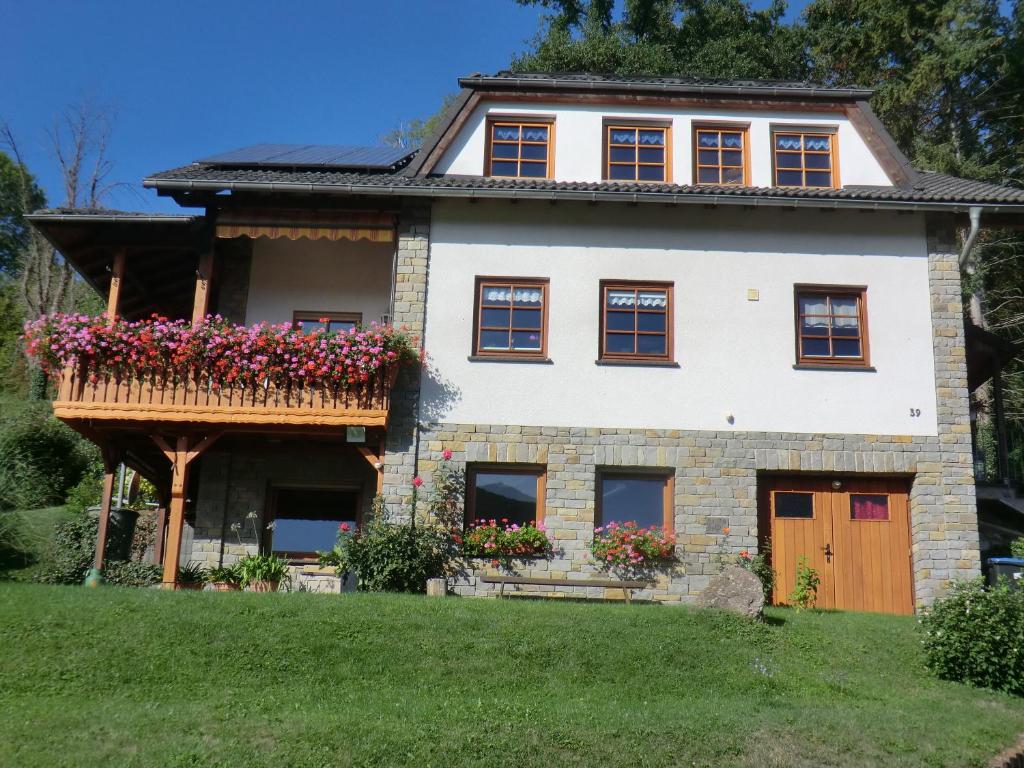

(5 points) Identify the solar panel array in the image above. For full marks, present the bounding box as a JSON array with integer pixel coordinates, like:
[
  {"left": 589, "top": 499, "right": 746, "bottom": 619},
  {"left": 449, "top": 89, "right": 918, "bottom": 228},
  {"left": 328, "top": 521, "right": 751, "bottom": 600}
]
[{"left": 196, "top": 143, "right": 415, "bottom": 169}]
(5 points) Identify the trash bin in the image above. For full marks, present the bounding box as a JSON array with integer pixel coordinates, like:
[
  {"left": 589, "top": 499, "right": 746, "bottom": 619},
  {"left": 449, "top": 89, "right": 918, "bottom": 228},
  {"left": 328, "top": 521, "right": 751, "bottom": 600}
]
[
  {"left": 104, "top": 508, "right": 139, "bottom": 562},
  {"left": 987, "top": 557, "right": 1024, "bottom": 590}
]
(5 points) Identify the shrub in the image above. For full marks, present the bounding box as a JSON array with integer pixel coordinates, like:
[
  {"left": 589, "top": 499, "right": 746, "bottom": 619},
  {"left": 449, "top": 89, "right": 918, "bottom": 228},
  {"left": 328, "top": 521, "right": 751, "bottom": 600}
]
[
  {"left": 461, "top": 520, "right": 552, "bottom": 561},
  {"left": 103, "top": 560, "right": 161, "bottom": 587},
  {"left": 1011, "top": 537, "right": 1024, "bottom": 559},
  {"left": 321, "top": 506, "right": 453, "bottom": 593},
  {"left": 34, "top": 512, "right": 98, "bottom": 584},
  {"left": 0, "top": 401, "right": 97, "bottom": 511},
  {"left": 177, "top": 561, "right": 208, "bottom": 585},
  {"left": 921, "top": 578, "right": 1024, "bottom": 695},
  {"left": 207, "top": 564, "right": 242, "bottom": 585},
  {"left": 590, "top": 521, "right": 676, "bottom": 575},
  {"left": 738, "top": 541, "right": 775, "bottom": 601},
  {"left": 64, "top": 461, "right": 104, "bottom": 515},
  {"left": 788, "top": 556, "right": 820, "bottom": 610}
]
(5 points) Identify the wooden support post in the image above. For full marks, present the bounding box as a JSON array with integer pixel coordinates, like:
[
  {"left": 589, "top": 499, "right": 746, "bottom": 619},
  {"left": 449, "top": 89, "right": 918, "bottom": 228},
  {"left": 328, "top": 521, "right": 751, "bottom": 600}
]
[
  {"left": 192, "top": 250, "right": 214, "bottom": 324},
  {"left": 153, "top": 432, "right": 222, "bottom": 587},
  {"left": 93, "top": 466, "right": 116, "bottom": 571},
  {"left": 154, "top": 504, "right": 168, "bottom": 566},
  {"left": 106, "top": 249, "right": 126, "bottom": 324}
]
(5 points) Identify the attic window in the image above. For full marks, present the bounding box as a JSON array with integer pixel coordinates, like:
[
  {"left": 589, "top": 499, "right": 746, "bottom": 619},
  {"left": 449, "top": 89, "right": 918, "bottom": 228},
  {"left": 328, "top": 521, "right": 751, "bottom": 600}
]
[
  {"left": 772, "top": 127, "right": 838, "bottom": 188},
  {"left": 694, "top": 124, "right": 748, "bottom": 185},
  {"left": 486, "top": 117, "right": 553, "bottom": 179},
  {"left": 604, "top": 122, "right": 670, "bottom": 182}
]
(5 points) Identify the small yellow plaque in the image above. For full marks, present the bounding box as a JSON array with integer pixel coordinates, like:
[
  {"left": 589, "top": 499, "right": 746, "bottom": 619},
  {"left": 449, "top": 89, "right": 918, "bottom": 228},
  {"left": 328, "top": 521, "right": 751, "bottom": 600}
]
[{"left": 747, "top": 289, "right": 760, "bottom": 301}]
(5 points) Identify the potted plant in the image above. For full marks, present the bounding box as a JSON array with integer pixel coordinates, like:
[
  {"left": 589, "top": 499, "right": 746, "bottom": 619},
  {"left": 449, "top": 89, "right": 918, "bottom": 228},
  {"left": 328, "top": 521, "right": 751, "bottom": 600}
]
[
  {"left": 206, "top": 564, "right": 242, "bottom": 591},
  {"left": 177, "top": 561, "right": 208, "bottom": 590},
  {"left": 237, "top": 554, "right": 290, "bottom": 592},
  {"left": 590, "top": 521, "right": 676, "bottom": 576}
]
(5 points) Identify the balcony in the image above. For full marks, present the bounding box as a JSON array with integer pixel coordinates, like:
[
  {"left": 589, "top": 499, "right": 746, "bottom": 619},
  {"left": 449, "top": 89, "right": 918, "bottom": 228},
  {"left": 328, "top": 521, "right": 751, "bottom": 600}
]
[{"left": 53, "top": 360, "right": 400, "bottom": 429}]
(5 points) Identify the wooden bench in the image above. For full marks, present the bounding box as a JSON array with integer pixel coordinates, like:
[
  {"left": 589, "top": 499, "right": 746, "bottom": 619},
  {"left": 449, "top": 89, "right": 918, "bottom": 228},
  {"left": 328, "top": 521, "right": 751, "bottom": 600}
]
[{"left": 480, "top": 575, "right": 651, "bottom": 604}]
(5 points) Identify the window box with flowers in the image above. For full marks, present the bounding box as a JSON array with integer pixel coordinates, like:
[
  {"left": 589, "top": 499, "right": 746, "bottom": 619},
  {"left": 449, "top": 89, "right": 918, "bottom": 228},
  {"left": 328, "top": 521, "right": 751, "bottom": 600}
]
[
  {"left": 460, "top": 519, "right": 552, "bottom": 567},
  {"left": 590, "top": 522, "right": 676, "bottom": 576}
]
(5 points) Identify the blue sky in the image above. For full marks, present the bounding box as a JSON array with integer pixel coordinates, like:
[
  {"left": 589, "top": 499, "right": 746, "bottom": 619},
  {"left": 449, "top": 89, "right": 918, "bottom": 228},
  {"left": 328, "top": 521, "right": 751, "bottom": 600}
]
[{"left": 2, "top": 0, "right": 809, "bottom": 213}]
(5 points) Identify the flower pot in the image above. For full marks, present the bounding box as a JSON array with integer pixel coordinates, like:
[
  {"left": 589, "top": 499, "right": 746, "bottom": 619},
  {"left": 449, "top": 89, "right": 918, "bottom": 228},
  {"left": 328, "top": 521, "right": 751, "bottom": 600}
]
[
  {"left": 209, "top": 582, "right": 240, "bottom": 592},
  {"left": 248, "top": 580, "right": 280, "bottom": 592}
]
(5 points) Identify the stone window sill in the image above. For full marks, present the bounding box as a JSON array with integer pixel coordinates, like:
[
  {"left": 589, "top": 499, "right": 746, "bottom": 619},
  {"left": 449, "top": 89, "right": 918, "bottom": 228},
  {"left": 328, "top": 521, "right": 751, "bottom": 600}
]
[
  {"left": 467, "top": 355, "right": 553, "bottom": 364},
  {"left": 595, "top": 359, "right": 680, "bottom": 368},
  {"left": 793, "top": 363, "right": 876, "bottom": 372}
]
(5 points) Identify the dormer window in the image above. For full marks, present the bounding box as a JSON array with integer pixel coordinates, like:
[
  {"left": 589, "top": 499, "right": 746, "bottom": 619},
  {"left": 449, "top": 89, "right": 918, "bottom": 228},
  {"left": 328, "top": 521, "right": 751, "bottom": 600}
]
[
  {"left": 772, "top": 127, "right": 838, "bottom": 188},
  {"left": 694, "top": 124, "right": 749, "bottom": 185},
  {"left": 604, "top": 121, "right": 670, "bottom": 182},
  {"left": 485, "top": 116, "right": 553, "bottom": 178}
]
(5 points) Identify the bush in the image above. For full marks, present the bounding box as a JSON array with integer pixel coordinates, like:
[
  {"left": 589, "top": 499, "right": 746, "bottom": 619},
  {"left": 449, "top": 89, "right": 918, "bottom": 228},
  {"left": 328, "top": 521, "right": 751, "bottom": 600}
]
[
  {"left": 738, "top": 541, "right": 775, "bottom": 601},
  {"left": 921, "top": 578, "right": 1024, "bottom": 695},
  {"left": 1011, "top": 537, "right": 1024, "bottom": 559},
  {"left": 34, "top": 512, "right": 97, "bottom": 584},
  {"left": 103, "top": 560, "right": 161, "bottom": 587},
  {"left": 0, "top": 401, "right": 97, "bottom": 511},
  {"left": 64, "top": 461, "right": 103, "bottom": 515},
  {"left": 322, "top": 508, "right": 453, "bottom": 593}
]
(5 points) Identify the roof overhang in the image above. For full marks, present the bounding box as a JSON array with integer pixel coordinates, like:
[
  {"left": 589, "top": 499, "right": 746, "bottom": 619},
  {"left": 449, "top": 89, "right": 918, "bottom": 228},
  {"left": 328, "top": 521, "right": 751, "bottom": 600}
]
[
  {"left": 27, "top": 211, "right": 209, "bottom": 320},
  {"left": 966, "top": 322, "right": 1024, "bottom": 392},
  {"left": 142, "top": 176, "right": 1024, "bottom": 216}
]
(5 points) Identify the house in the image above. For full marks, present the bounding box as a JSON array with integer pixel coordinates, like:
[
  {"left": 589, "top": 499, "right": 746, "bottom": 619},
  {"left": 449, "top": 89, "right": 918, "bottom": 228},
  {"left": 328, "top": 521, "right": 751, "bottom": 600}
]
[{"left": 28, "top": 72, "right": 1024, "bottom": 612}]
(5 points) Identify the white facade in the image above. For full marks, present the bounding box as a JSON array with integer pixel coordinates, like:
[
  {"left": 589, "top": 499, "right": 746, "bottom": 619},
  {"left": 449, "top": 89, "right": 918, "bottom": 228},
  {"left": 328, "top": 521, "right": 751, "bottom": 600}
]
[
  {"left": 244, "top": 237, "right": 394, "bottom": 327},
  {"left": 434, "top": 101, "right": 894, "bottom": 187},
  {"left": 421, "top": 199, "right": 937, "bottom": 436}
]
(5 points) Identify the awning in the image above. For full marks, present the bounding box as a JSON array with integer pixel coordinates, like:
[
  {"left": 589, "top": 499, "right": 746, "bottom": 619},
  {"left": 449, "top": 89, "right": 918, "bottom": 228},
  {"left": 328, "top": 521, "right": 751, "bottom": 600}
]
[{"left": 215, "top": 209, "right": 395, "bottom": 243}]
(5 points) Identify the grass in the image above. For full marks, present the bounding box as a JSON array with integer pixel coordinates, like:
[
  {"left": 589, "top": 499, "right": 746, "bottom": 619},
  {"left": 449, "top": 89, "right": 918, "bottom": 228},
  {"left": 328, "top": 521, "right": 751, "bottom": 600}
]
[
  {"left": 0, "top": 505, "right": 71, "bottom": 581},
  {"left": 0, "top": 585, "right": 1021, "bottom": 767}
]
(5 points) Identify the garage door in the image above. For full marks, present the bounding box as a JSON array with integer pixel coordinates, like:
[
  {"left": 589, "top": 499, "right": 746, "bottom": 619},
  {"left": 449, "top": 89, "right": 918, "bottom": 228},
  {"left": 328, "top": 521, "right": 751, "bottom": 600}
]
[{"left": 760, "top": 476, "right": 914, "bottom": 615}]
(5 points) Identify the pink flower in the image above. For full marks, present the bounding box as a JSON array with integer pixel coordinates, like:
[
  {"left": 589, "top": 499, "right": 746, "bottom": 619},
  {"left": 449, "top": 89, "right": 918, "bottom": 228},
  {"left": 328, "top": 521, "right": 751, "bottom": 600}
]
[
  {"left": 442, "top": 448, "right": 452, "bottom": 460},
  {"left": 340, "top": 522, "right": 351, "bottom": 533},
  {"left": 412, "top": 476, "right": 423, "bottom": 488}
]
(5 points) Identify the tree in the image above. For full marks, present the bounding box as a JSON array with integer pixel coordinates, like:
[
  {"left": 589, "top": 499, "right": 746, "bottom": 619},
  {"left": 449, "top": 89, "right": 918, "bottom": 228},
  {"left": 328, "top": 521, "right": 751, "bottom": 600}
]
[
  {"left": 0, "top": 152, "right": 45, "bottom": 276},
  {"left": 511, "top": 0, "right": 808, "bottom": 81},
  {"left": 382, "top": 94, "right": 460, "bottom": 149}
]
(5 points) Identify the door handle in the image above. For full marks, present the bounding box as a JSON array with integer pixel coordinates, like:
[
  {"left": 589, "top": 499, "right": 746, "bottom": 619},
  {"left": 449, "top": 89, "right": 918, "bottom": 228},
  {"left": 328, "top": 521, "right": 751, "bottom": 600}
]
[{"left": 823, "top": 543, "right": 833, "bottom": 563}]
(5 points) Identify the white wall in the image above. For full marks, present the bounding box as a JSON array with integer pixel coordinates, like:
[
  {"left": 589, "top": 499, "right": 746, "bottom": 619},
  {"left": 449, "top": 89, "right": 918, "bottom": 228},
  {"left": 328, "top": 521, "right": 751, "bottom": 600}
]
[
  {"left": 244, "top": 237, "right": 394, "bottom": 326},
  {"left": 434, "top": 101, "right": 893, "bottom": 187},
  {"left": 422, "top": 200, "right": 938, "bottom": 436}
]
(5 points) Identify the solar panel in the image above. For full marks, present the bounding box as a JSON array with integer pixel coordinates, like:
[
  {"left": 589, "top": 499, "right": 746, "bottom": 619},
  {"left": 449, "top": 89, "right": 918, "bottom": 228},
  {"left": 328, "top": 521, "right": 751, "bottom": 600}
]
[{"left": 196, "top": 143, "right": 415, "bottom": 169}]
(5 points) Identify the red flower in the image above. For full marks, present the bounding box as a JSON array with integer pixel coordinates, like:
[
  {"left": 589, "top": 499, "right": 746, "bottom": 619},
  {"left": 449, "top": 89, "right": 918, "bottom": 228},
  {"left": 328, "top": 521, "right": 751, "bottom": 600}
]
[
  {"left": 339, "top": 522, "right": 351, "bottom": 533},
  {"left": 412, "top": 476, "right": 423, "bottom": 488},
  {"left": 442, "top": 448, "right": 453, "bottom": 460}
]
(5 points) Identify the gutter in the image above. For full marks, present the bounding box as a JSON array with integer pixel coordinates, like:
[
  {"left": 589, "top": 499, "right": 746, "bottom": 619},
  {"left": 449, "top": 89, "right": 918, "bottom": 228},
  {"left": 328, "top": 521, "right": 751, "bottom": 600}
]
[
  {"left": 26, "top": 212, "right": 198, "bottom": 224},
  {"left": 958, "top": 206, "right": 984, "bottom": 268},
  {"left": 142, "top": 177, "right": 1024, "bottom": 216}
]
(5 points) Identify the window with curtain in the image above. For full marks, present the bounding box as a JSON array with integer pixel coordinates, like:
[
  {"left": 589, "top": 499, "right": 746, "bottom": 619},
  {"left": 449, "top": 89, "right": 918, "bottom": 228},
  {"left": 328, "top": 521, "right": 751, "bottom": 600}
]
[
  {"left": 474, "top": 278, "right": 548, "bottom": 357},
  {"left": 487, "top": 120, "right": 552, "bottom": 178},
  {"left": 850, "top": 494, "right": 889, "bottom": 521},
  {"left": 600, "top": 282, "right": 673, "bottom": 362},
  {"left": 795, "top": 288, "right": 869, "bottom": 366},
  {"left": 605, "top": 124, "right": 669, "bottom": 182},
  {"left": 694, "top": 127, "right": 747, "bottom": 185},
  {"left": 773, "top": 130, "right": 836, "bottom": 187},
  {"left": 293, "top": 311, "right": 361, "bottom": 334}
]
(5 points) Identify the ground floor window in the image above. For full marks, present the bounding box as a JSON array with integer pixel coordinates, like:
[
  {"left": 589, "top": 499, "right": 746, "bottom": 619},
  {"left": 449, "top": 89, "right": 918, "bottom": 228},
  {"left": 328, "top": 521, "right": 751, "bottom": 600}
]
[
  {"left": 597, "top": 471, "right": 674, "bottom": 530},
  {"left": 267, "top": 487, "right": 359, "bottom": 560},
  {"left": 466, "top": 465, "right": 545, "bottom": 527}
]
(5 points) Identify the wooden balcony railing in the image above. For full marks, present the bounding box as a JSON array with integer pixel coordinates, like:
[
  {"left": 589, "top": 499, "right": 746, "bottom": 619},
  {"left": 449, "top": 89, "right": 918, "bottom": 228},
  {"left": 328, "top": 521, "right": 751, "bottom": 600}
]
[{"left": 52, "top": 362, "right": 401, "bottom": 428}]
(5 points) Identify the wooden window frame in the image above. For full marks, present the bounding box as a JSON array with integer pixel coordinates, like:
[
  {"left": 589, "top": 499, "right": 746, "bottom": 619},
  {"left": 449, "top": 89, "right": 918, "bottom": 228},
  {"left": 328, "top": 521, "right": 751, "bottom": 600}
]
[
  {"left": 465, "top": 464, "right": 547, "bottom": 528},
  {"left": 472, "top": 276, "right": 549, "bottom": 360},
  {"left": 771, "top": 124, "right": 841, "bottom": 188},
  {"left": 264, "top": 484, "right": 362, "bottom": 563},
  {"left": 484, "top": 114, "right": 555, "bottom": 179},
  {"left": 794, "top": 284, "right": 871, "bottom": 369},
  {"left": 602, "top": 118, "right": 672, "bottom": 183},
  {"left": 599, "top": 280, "right": 674, "bottom": 363},
  {"left": 293, "top": 310, "right": 362, "bottom": 333},
  {"left": 692, "top": 122, "right": 750, "bottom": 186},
  {"left": 595, "top": 469, "right": 675, "bottom": 532}
]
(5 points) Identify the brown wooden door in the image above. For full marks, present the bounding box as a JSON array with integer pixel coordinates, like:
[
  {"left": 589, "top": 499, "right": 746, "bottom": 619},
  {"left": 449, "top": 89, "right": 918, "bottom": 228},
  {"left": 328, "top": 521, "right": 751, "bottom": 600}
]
[{"left": 763, "top": 476, "right": 914, "bottom": 615}]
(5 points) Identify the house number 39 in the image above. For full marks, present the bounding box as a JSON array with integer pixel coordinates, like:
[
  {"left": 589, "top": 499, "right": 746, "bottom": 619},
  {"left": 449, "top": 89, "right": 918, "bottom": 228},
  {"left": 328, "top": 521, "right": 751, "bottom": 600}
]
[{"left": 909, "top": 408, "right": 921, "bottom": 417}]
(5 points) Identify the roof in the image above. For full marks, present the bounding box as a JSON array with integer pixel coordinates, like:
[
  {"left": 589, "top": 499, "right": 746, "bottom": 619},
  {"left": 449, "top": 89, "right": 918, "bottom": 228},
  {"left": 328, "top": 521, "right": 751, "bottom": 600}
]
[
  {"left": 196, "top": 143, "right": 415, "bottom": 171},
  {"left": 143, "top": 165, "right": 1024, "bottom": 213},
  {"left": 459, "top": 71, "right": 875, "bottom": 100}
]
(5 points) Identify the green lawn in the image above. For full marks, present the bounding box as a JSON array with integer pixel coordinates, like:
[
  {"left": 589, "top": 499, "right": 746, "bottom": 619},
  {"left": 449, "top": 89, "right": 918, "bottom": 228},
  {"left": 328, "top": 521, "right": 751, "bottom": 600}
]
[
  {"left": 0, "top": 505, "right": 71, "bottom": 581},
  {"left": 0, "top": 584, "right": 1021, "bottom": 768}
]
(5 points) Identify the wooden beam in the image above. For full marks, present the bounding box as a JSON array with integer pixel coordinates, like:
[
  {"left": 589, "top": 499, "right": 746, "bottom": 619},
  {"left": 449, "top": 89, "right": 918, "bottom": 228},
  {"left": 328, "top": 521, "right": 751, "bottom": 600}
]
[
  {"left": 93, "top": 468, "right": 116, "bottom": 571},
  {"left": 191, "top": 250, "right": 214, "bottom": 323},
  {"left": 357, "top": 442, "right": 385, "bottom": 495},
  {"left": 106, "top": 249, "right": 126, "bottom": 324},
  {"left": 154, "top": 505, "right": 168, "bottom": 566}
]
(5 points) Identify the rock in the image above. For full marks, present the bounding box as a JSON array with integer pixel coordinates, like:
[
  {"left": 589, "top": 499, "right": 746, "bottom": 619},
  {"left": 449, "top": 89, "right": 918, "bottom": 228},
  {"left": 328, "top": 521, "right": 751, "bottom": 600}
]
[
  {"left": 696, "top": 565, "right": 765, "bottom": 619},
  {"left": 426, "top": 577, "right": 448, "bottom": 597}
]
